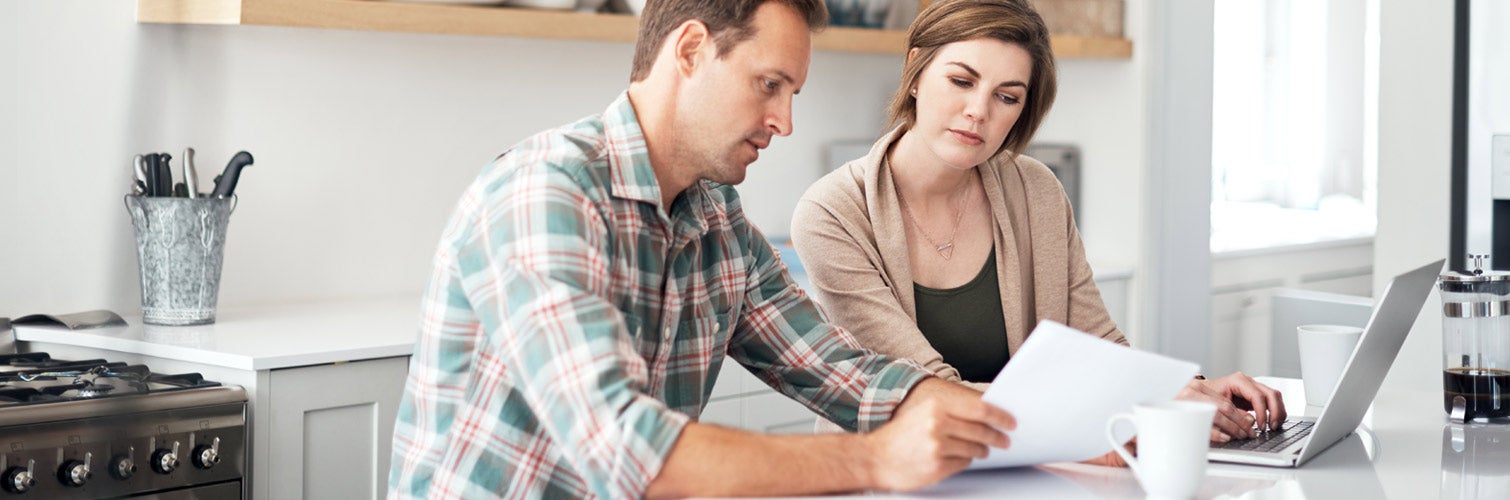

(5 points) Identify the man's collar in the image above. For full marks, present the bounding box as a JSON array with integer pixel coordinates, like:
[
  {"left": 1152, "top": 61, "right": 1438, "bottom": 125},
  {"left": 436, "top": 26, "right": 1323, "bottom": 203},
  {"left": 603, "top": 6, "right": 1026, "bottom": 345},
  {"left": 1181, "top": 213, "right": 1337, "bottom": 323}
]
[
  {"left": 603, "top": 91, "right": 712, "bottom": 237},
  {"left": 604, "top": 91, "right": 664, "bottom": 206}
]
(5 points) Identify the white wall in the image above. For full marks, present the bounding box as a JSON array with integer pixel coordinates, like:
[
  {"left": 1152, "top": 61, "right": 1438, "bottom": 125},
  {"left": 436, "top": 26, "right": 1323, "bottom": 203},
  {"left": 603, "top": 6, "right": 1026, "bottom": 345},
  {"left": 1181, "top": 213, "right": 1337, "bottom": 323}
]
[
  {"left": 1037, "top": 0, "right": 1151, "bottom": 340},
  {"left": 1139, "top": 0, "right": 1212, "bottom": 361},
  {"left": 2, "top": 1, "right": 20, "bottom": 288},
  {"left": 1, "top": 1, "right": 1150, "bottom": 335},
  {"left": 1035, "top": 0, "right": 1147, "bottom": 274},
  {"left": 1374, "top": 0, "right": 1453, "bottom": 393}
]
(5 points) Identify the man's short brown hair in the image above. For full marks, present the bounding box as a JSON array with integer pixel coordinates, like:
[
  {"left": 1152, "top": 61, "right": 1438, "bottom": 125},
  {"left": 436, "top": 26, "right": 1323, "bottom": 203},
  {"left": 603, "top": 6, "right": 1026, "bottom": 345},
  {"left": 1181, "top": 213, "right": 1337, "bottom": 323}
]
[{"left": 629, "top": 0, "right": 829, "bottom": 82}]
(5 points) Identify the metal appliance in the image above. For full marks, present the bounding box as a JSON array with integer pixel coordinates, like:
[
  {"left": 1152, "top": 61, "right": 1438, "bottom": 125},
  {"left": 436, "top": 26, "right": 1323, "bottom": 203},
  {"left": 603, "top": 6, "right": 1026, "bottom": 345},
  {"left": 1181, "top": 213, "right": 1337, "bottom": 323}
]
[
  {"left": 1023, "top": 143, "right": 1082, "bottom": 222},
  {"left": 1439, "top": 255, "right": 1510, "bottom": 422},
  {"left": 0, "top": 352, "right": 245, "bottom": 498}
]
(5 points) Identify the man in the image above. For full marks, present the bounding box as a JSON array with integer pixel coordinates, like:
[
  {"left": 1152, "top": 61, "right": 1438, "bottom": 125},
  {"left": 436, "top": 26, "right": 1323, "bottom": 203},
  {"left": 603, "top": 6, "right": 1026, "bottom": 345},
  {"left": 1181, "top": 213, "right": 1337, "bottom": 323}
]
[{"left": 388, "top": 1, "right": 1015, "bottom": 498}]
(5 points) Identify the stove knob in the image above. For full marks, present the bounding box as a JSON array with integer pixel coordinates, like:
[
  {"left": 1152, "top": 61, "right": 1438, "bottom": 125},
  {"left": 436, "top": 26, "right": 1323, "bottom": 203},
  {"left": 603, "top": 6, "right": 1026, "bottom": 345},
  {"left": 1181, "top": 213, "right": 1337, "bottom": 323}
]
[
  {"left": 57, "top": 452, "right": 92, "bottom": 487},
  {"left": 110, "top": 455, "right": 136, "bottom": 480},
  {"left": 151, "top": 441, "right": 180, "bottom": 475},
  {"left": 192, "top": 437, "right": 221, "bottom": 470},
  {"left": 1, "top": 459, "right": 35, "bottom": 494}
]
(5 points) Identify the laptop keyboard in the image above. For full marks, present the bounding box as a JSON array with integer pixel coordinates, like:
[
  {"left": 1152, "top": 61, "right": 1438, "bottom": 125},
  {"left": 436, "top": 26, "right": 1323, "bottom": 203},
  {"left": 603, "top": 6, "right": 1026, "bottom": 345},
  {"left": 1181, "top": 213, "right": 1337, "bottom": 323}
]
[{"left": 1215, "top": 419, "right": 1314, "bottom": 453}]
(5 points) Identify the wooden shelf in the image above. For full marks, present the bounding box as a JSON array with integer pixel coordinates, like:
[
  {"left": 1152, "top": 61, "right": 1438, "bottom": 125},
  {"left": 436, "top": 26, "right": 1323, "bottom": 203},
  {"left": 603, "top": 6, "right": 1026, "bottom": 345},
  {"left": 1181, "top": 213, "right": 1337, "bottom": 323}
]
[{"left": 137, "top": 0, "right": 1133, "bottom": 58}]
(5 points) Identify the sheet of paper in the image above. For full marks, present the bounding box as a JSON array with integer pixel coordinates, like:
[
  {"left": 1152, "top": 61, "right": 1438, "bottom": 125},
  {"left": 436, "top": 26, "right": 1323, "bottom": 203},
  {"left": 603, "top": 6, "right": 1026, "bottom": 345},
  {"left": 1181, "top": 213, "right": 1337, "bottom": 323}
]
[{"left": 969, "top": 320, "right": 1200, "bottom": 469}]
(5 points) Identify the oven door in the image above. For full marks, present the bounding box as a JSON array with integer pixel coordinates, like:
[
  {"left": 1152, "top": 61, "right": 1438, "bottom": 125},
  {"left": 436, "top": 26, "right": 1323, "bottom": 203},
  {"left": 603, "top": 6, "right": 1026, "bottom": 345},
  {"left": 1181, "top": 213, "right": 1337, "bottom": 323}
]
[{"left": 137, "top": 480, "right": 242, "bottom": 499}]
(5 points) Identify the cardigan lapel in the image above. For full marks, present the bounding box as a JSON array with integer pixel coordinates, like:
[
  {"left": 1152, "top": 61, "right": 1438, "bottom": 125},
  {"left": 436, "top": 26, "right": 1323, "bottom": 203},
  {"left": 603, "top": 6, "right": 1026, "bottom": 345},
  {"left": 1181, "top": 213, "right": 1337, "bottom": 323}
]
[
  {"left": 1025, "top": 162, "right": 1070, "bottom": 330},
  {"left": 981, "top": 155, "right": 1028, "bottom": 355},
  {"left": 861, "top": 127, "right": 921, "bottom": 320},
  {"left": 995, "top": 154, "right": 1071, "bottom": 339}
]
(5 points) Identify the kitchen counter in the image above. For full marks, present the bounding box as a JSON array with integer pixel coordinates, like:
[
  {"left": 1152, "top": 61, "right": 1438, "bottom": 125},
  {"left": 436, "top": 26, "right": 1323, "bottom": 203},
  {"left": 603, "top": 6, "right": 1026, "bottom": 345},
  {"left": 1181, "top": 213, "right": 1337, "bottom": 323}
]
[
  {"left": 12, "top": 296, "right": 421, "bottom": 371},
  {"left": 748, "top": 378, "right": 1502, "bottom": 499}
]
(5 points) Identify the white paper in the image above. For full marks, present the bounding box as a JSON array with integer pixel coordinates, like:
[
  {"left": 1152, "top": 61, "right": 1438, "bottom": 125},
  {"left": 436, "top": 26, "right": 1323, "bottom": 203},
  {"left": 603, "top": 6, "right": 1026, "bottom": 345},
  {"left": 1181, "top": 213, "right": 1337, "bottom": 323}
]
[{"left": 969, "top": 320, "right": 1200, "bottom": 469}]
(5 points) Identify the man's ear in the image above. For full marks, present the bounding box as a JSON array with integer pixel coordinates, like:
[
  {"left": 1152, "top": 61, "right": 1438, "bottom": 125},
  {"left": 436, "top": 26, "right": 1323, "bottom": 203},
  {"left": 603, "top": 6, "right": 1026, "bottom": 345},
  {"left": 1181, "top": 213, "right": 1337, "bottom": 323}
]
[{"left": 672, "top": 19, "right": 712, "bottom": 77}]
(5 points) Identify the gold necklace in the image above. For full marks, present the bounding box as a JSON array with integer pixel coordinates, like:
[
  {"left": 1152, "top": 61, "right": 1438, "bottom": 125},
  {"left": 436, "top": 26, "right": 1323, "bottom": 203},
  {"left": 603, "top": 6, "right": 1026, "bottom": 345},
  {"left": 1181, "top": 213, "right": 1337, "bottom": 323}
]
[{"left": 896, "top": 172, "right": 977, "bottom": 260}]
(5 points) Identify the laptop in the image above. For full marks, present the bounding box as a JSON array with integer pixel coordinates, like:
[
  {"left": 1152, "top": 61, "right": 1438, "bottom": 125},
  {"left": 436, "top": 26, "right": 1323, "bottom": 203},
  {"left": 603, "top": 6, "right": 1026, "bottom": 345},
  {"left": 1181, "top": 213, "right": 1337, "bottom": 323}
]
[{"left": 1207, "top": 259, "right": 1444, "bottom": 467}]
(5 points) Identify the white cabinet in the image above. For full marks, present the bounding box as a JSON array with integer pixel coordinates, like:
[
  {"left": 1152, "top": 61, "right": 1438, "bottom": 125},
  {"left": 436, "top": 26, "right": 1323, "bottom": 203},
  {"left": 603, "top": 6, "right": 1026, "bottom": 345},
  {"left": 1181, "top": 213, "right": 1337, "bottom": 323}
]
[
  {"left": 267, "top": 357, "right": 408, "bottom": 500},
  {"left": 1095, "top": 270, "right": 1133, "bottom": 332},
  {"left": 702, "top": 362, "right": 822, "bottom": 433},
  {"left": 1208, "top": 238, "right": 1374, "bottom": 377}
]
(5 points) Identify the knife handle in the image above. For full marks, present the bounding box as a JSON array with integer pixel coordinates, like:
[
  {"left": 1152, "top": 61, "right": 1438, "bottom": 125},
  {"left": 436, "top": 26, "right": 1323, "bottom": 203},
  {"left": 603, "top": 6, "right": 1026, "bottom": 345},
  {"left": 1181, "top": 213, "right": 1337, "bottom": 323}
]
[
  {"left": 184, "top": 148, "right": 200, "bottom": 198},
  {"left": 212, "top": 151, "right": 254, "bottom": 198},
  {"left": 132, "top": 155, "right": 148, "bottom": 195},
  {"left": 143, "top": 154, "right": 159, "bottom": 197},
  {"left": 156, "top": 153, "right": 174, "bottom": 196}
]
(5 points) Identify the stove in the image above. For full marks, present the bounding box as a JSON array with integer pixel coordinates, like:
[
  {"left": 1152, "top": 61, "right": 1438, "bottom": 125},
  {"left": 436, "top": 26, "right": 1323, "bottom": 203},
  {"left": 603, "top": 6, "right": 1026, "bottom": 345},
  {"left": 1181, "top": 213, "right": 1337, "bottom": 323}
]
[{"left": 0, "top": 352, "right": 246, "bottom": 498}]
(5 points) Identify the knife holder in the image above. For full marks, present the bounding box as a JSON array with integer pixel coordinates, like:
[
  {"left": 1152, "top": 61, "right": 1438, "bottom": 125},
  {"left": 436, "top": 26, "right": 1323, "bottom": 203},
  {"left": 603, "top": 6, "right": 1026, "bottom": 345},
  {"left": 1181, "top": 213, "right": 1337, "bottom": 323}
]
[{"left": 124, "top": 195, "right": 236, "bottom": 326}]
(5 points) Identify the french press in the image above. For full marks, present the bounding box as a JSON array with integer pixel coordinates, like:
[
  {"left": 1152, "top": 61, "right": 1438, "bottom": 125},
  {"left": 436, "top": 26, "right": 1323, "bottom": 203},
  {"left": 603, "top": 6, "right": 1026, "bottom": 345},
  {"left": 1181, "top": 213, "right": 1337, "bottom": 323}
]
[{"left": 1439, "top": 255, "right": 1510, "bottom": 422}]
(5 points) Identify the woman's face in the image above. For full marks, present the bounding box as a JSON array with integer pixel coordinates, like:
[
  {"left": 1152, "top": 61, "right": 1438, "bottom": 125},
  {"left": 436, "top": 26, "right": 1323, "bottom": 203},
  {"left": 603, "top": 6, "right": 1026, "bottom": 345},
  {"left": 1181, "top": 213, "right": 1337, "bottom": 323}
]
[{"left": 909, "top": 38, "right": 1034, "bottom": 170}]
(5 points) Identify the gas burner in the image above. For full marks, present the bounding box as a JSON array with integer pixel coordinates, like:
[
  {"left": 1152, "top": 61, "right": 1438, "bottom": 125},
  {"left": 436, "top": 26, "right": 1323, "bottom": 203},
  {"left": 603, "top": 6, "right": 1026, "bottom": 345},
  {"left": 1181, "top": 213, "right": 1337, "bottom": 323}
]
[{"left": 72, "top": 384, "right": 114, "bottom": 398}]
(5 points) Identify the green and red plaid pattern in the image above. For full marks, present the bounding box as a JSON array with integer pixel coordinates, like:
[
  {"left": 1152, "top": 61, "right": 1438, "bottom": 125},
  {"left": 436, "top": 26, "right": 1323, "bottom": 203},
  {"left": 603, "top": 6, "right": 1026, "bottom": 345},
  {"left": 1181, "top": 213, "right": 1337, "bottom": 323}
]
[{"left": 388, "top": 93, "right": 929, "bottom": 499}]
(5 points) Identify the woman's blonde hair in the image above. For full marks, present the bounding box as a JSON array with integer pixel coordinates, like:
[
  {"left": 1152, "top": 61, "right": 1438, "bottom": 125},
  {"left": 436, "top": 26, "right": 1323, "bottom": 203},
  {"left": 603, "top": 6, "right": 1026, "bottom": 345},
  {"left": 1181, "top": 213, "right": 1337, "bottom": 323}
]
[{"left": 887, "top": 0, "right": 1058, "bottom": 157}]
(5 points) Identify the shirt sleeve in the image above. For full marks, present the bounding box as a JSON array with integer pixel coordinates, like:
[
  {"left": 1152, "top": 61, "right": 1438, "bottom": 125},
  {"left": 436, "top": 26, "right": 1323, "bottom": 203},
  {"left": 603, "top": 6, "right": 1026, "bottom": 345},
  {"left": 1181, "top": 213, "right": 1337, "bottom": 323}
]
[
  {"left": 722, "top": 205, "right": 929, "bottom": 433},
  {"left": 452, "top": 157, "right": 688, "bottom": 499}
]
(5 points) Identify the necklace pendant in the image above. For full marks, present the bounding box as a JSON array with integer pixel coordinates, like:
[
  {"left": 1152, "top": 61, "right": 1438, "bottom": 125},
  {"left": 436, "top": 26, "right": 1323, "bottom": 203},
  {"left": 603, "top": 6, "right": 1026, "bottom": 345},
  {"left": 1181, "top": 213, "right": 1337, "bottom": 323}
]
[{"left": 936, "top": 242, "right": 954, "bottom": 260}]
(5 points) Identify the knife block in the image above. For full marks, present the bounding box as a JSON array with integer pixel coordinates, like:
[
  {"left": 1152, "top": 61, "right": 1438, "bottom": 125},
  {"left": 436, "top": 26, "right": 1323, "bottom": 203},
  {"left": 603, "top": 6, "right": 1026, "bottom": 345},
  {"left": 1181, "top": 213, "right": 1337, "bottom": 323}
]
[{"left": 124, "top": 195, "right": 236, "bottom": 326}]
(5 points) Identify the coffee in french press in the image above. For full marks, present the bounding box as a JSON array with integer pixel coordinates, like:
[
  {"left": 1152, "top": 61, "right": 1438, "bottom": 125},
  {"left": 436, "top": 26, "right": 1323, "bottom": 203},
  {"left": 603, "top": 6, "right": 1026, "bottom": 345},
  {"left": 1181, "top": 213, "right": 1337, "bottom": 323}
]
[{"left": 1439, "top": 255, "right": 1510, "bottom": 421}]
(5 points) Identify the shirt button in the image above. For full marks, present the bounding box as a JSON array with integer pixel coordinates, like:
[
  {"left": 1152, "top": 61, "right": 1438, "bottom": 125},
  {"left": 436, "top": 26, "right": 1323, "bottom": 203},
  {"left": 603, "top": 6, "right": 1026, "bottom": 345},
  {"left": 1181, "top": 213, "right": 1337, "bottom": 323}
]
[{"left": 664, "top": 327, "right": 672, "bottom": 337}]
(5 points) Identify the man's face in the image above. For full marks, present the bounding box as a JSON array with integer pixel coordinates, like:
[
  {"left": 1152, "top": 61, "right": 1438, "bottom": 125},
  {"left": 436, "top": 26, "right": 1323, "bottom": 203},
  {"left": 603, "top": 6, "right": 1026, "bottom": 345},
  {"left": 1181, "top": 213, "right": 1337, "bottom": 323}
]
[{"left": 679, "top": 2, "right": 811, "bottom": 186}]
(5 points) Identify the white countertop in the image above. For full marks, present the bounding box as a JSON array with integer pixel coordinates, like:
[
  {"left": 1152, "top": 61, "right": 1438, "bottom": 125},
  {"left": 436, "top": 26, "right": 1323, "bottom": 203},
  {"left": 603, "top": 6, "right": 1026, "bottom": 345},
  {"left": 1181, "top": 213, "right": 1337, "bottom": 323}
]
[
  {"left": 737, "top": 377, "right": 1505, "bottom": 499},
  {"left": 13, "top": 296, "right": 421, "bottom": 371}
]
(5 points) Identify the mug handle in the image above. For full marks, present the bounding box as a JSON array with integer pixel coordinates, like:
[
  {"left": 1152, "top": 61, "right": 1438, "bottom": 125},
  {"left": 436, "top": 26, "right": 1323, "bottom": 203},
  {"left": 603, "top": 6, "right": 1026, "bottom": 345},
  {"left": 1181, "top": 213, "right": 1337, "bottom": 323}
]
[{"left": 1105, "top": 413, "right": 1142, "bottom": 476}]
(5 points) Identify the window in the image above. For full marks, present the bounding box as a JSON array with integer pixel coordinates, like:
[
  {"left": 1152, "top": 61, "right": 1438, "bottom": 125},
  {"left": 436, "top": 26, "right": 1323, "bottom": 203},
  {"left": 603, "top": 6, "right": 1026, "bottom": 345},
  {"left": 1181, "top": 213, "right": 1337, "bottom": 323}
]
[{"left": 1210, "top": 0, "right": 1376, "bottom": 253}]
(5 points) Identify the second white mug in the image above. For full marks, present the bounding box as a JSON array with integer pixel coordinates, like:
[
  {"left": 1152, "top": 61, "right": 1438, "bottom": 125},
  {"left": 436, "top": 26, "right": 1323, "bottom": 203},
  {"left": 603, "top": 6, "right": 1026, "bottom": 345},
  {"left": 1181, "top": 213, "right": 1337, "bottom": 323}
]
[
  {"left": 1297, "top": 324, "right": 1364, "bottom": 407},
  {"left": 1105, "top": 400, "right": 1216, "bottom": 499}
]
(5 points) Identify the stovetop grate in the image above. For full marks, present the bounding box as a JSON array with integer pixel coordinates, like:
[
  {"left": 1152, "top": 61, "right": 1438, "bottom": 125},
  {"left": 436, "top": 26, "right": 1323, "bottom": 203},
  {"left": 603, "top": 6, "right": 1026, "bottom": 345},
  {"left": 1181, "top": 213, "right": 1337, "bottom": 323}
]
[{"left": 0, "top": 353, "right": 221, "bottom": 407}]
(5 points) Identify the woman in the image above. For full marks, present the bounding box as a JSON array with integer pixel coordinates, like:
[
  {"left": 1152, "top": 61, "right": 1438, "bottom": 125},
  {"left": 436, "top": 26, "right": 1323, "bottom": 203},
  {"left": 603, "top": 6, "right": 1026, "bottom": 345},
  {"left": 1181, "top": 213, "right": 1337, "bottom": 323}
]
[{"left": 790, "top": 0, "right": 1283, "bottom": 446}]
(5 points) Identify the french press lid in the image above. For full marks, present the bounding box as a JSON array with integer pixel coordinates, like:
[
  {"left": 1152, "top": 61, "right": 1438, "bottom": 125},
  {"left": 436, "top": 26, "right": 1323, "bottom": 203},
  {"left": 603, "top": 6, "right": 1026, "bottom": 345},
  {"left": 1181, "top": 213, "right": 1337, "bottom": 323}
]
[{"left": 1440, "top": 254, "right": 1510, "bottom": 295}]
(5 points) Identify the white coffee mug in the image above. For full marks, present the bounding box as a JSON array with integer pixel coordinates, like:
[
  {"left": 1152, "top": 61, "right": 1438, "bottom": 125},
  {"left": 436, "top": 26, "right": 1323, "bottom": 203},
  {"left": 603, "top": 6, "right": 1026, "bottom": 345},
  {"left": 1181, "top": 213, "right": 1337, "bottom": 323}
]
[
  {"left": 1104, "top": 400, "right": 1216, "bottom": 500},
  {"left": 1297, "top": 324, "right": 1364, "bottom": 407}
]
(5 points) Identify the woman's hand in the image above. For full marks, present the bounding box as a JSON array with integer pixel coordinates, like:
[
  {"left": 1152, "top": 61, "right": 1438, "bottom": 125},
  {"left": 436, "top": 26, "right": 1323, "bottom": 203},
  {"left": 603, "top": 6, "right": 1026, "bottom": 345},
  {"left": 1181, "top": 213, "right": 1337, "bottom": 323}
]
[
  {"left": 1177, "top": 372, "right": 1286, "bottom": 441},
  {"left": 1081, "top": 440, "right": 1134, "bottom": 467}
]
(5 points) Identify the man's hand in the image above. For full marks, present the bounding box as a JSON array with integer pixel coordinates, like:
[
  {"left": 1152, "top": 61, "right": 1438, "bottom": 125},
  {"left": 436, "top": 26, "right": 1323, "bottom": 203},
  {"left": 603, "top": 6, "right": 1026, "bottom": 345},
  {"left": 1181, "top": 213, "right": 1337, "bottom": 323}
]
[
  {"left": 1177, "top": 372, "right": 1286, "bottom": 441},
  {"left": 863, "top": 378, "right": 1016, "bottom": 491}
]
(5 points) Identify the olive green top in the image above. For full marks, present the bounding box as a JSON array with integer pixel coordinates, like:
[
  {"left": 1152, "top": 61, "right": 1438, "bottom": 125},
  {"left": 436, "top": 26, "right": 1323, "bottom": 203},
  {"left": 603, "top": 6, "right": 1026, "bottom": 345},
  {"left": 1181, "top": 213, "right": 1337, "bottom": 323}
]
[{"left": 913, "top": 251, "right": 1009, "bottom": 384}]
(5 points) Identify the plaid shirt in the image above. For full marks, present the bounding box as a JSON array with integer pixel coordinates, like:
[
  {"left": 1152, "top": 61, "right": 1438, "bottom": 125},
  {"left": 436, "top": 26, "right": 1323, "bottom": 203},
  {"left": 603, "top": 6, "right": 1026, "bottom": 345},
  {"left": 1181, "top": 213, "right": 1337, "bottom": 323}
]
[{"left": 388, "top": 92, "right": 930, "bottom": 500}]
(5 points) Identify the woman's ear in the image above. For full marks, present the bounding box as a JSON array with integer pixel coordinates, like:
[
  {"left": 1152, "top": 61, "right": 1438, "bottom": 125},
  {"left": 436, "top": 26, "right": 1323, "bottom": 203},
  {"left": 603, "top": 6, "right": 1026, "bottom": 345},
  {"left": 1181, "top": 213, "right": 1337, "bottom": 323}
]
[{"left": 906, "top": 47, "right": 920, "bottom": 65}]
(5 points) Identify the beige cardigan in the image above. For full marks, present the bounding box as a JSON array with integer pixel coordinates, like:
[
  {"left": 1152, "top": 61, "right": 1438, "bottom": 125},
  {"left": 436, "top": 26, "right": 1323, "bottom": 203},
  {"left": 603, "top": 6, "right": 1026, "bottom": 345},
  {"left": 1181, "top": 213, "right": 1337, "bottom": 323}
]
[{"left": 790, "top": 127, "right": 1127, "bottom": 390}]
